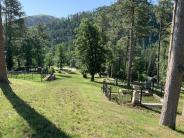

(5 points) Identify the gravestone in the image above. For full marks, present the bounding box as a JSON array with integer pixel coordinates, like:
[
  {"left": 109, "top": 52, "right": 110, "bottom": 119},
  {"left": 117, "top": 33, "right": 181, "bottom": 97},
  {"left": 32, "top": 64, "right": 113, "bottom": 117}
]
[{"left": 132, "top": 85, "right": 141, "bottom": 105}]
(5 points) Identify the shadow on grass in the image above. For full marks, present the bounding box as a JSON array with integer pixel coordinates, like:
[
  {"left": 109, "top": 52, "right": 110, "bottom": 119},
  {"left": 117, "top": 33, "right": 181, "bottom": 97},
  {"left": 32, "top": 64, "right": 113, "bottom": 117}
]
[
  {"left": 140, "top": 104, "right": 161, "bottom": 114},
  {"left": 0, "top": 83, "right": 71, "bottom": 138},
  {"left": 175, "top": 129, "right": 184, "bottom": 135},
  {"left": 140, "top": 105, "right": 182, "bottom": 116}
]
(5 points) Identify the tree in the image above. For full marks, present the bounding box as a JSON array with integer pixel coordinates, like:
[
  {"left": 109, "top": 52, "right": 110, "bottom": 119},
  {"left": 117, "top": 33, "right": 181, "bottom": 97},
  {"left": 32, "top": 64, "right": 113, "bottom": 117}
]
[
  {"left": 121, "top": 0, "right": 150, "bottom": 87},
  {"left": 127, "top": 0, "right": 135, "bottom": 88},
  {"left": 57, "top": 43, "right": 65, "bottom": 70},
  {"left": 0, "top": 1, "right": 9, "bottom": 83},
  {"left": 2, "top": 0, "right": 24, "bottom": 70},
  {"left": 156, "top": 0, "right": 172, "bottom": 85},
  {"left": 22, "top": 31, "right": 34, "bottom": 70},
  {"left": 33, "top": 25, "right": 49, "bottom": 68},
  {"left": 45, "top": 52, "right": 54, "bottom": 69},
  {"left": 21, "top": 25, "right": 49, "bottom": 70},
  {"left": 160, "top": 0, "right": 184, "bottom": 129},
  {"left": 75, "top": 19, "right": 106, "bottom": 81}
]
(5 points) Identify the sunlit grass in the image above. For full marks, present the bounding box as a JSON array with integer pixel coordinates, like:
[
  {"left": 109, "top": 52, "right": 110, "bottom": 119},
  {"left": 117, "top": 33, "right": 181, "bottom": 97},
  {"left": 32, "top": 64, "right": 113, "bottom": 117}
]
[{"left": 0, "top": 72, "right": 184, "bottom": 137}]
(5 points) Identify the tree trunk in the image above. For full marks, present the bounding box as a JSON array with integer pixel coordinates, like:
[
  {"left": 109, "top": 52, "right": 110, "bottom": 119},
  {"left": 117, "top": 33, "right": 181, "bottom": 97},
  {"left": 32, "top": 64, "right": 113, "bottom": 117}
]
[
  {"left": 124, "top": 37, "right": 129, "bottom": 80},
  {"left": 91, "top": 74, "right": 95, "bottom": 82},
  {"left": 111, "top": 64, "right": 113, "bottom": 78},
  {"left": 0, "top": 4, "right": 9, "bottom": 83},
  {"left": 160, "top": 0, "right": 184, "bottom": 129},
  {"left": 127, "top": 1, "right": 134, "bottom": 88},
  {"left": 168, "top": 0, "right": 178, "bottom": 65},
  {"left": 17, "top": 58, "right": 21, "bottom": 69},
  {"left": 157, "top": 17, "right": 162, "bottom": 86}
]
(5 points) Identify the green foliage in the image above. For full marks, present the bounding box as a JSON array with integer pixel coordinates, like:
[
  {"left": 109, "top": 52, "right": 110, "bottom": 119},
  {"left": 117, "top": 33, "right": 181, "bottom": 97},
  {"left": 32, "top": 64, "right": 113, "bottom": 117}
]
[
  {"left": 3, "top": 0, "right": 173, "bottom": 84},
  {"left": 18, "top": 25, "right": 50, "bottom": 69},
  {"left": 44, "top": 12, "right": 92, "bottom": 45},
  {"left": 74, "top": 18, "right": 107, "bottom": 81},
  {"left": 80, "top": 64, "right": 88, "bottom": 78},
  {"left": 48, "top": 67, "right": 55, "bottom": 74},
  {"left": 2, "top": 0, "right": 25, "bottom": 70},
  {"left": 6, "top": 45, "right": 14, "bottom": 70},
  {"left": 45, "top": 52, "right": 54, "bottom": 68},
  {"left": 56, "top": 43, "right": 65, "bottom": 69},
  {"left": 22, "top": 32, "right": 34, "bottom": 69}
]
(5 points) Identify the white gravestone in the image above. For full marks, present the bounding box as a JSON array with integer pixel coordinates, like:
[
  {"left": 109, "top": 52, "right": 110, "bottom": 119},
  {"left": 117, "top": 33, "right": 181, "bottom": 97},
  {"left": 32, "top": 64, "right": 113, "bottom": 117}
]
[{"left": 132, "top": 85, "right": 141, "bottom": 105}]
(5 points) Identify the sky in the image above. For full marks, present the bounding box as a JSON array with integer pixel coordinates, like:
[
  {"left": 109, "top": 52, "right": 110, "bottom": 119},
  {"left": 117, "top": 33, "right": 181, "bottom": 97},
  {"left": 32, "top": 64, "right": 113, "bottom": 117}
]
[
  {"left": 20, "top": 0, "right": 117, "bottom": 18},
  {"left": 152, "top": 0, "right": 158, "bottom": 4}
]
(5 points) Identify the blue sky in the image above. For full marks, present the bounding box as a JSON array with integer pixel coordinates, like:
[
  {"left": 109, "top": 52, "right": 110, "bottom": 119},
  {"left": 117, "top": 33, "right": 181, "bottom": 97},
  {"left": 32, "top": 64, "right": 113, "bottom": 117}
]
[
  {"left": 152, "top": 0, "right": 158, "bottom": 4},
  {"left": 20, "top": 0, "right": 117, "bottom": 18}
]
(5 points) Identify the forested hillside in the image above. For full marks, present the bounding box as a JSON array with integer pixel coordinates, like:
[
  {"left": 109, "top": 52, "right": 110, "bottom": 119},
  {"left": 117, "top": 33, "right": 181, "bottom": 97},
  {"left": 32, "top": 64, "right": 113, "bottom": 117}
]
[
  {"left": 25, "top": 15, "right": 60, "bottom": 27},
  {"left": 21, "top": 0, "right": 172, "bottom": 84}
]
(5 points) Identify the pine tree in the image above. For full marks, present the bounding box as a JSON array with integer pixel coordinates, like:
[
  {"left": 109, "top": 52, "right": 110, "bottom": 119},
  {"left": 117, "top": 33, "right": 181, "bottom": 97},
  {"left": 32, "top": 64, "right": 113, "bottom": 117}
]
[
  {"left": 127, "top": 0, "right": 135, "bottom": 87},
  {"left": 156, "top": 0, "right": 173, "bottom": 85},
  {"left": 22, "top": 31, "right": 34, "bottom": 70},
  {"left": 33, "top": 25, "right": 49, "bottom": 68},
  {"left": 160, "top": 0, "right": 184, "bottom": 129},
  {"left": 0, "top": 1, "right": 9, "bottom": 83},
  {"left": 57, "top": 43, "right": 65, "bottom": 70},
  {"left": 118, "top": 0, "right": 150, "bottom": 87},
  {"left": 2, "top": 0, "right": 24, "bottom": 70},
  {"left": 75, "top": 19, "right": 107, "bottom": 81}
]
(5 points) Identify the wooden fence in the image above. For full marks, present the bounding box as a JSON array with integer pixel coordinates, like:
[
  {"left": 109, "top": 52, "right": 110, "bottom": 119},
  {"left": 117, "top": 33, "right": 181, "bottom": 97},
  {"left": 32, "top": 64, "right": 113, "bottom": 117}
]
[
  {"left": 8, "top": 71, "right": 47, "bottom": 82},
  {"left": 102, "top": 81, "right": 133, "bottom": 105},
  {"left": 101, "top": 81, "right": 164, "bottom": 106}
]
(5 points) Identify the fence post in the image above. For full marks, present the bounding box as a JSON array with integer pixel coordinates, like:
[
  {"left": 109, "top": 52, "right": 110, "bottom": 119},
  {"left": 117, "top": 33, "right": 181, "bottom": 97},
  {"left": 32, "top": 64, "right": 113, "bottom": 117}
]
[
  {"left": 102, "top": 81, "right": 106, "bottom": 93},
  {"left": 118, "top": 92, "right": 121, "bottom": 105},
  {"left": 104, "top": 82, "right": 108, "bottom": 94},
  {"left": 38, "top": 67, "right": 43, "bottom": 82},
  {"left": 109, "top": 87, "right": 112, "bottom": 101},
  {"left": 105, "top": 86, "right": 108, "bottom": 97},
  {"left": 140, "top": 88, "right": 143, "bottom": 104},
  {"left": 115, "top": 79, "right": 118, "bottom": 86}
]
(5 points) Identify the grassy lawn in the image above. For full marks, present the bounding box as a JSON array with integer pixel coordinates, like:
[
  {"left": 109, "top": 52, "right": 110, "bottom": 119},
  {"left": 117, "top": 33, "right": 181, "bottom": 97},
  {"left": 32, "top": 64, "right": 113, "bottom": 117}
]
[{"left": 0, "top": 72, "right": 184, "bottom": 138}]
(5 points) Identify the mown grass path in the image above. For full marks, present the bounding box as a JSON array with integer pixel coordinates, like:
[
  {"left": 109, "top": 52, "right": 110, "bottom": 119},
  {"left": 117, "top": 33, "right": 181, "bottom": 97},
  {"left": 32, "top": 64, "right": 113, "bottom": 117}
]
[{"left": 0, "top": 73, "right": 184, "bottom": 138}]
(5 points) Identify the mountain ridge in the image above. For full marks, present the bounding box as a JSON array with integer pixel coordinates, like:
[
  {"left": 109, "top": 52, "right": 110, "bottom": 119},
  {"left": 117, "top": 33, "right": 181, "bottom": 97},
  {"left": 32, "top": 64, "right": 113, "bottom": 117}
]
[{"left": 24, "top": 14, "right": 60, "bottom": 27}]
